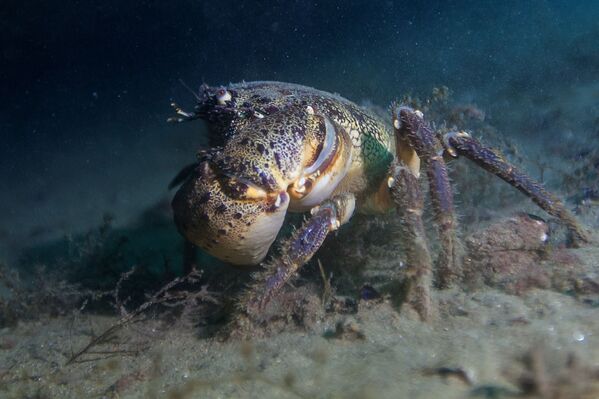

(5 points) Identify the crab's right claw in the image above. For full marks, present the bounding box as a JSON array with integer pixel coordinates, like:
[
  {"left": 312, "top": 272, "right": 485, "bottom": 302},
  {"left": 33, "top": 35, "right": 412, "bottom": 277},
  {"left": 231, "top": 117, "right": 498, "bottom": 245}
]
[{"left": 240, "top": 193, "right": 356, "bottom": 315}]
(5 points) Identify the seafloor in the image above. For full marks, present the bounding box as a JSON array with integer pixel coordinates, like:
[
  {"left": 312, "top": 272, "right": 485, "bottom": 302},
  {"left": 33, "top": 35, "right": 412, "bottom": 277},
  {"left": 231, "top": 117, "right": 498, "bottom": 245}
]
[{"left": 2, "top": 77, "right": 599, "bottom": 399}]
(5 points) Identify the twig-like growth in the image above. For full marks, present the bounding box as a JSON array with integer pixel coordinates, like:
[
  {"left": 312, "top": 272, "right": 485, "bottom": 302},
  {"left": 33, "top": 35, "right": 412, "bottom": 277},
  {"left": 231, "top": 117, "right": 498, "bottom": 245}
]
[
  {"left": 317, "top": 259, "right": 332, "bottom": 308},
  {"left": 0, "top": 263, "right": 97, "bottom": 327},
  {"left": 66, "top": 267, "right": 213, "bottom": 365}
]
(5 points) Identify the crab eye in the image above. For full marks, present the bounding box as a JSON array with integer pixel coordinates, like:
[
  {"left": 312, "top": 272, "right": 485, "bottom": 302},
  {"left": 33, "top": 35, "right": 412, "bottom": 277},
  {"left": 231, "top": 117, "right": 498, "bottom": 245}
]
[{"left": 215, "top": 88, "right": 232, "bottom": 105}]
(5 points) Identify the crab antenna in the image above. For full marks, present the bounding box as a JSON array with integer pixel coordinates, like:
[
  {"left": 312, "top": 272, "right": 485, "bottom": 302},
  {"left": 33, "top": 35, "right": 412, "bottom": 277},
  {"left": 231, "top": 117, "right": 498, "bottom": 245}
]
[{"left": 178, "top": 78, "right": 202, "bottom": 102}]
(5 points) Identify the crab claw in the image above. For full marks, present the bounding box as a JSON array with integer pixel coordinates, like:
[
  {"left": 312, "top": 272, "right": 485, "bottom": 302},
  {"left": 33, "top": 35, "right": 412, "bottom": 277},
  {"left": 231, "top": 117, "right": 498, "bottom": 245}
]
[{"left": 172, "top": 161, "right": 289, "bottom": 265}]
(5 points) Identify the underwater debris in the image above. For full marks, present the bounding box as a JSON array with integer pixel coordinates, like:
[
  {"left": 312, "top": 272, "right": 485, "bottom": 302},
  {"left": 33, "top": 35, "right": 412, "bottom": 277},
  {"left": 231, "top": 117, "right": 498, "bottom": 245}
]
[
  {"left": 463, "top": 213, "right": 552, "bottom": 294},
  {"left": 564, "top": 148, "right": 599, "bottom": 207},
  {"left": 66, "top": 267, "right": 216, "bottom": 365},
  {"left": 469, "top": 385, "right": 520, "bottom": 398},
  {"left": 421, "top": 366, "right": 474, "bottom": 386},
  {"left": 461, "top": 212, "right": 599, "bottom": 300},
  {"left": 323, "top": 318, "right": 366, "bottom": 341},
  {"left": 229, "top": 283, "right": 325, "bottom": 339},
  {"left": 359, "top": 284, "right": 381, "bottom": 301},
  {"left": 506, "top": 347, "right": 599, "bottom": 399},
  {"left": 0, "top": 262, "right": 92, "bottom": 328},
  {"left": 62, "top": 214, "right": 131, "bottom": 292},
  {"left": 104, "top": 367, "right": 151, "bottom": 398},
  {"left": 317, "top": 259, "right": 333, "bottom": 309}
]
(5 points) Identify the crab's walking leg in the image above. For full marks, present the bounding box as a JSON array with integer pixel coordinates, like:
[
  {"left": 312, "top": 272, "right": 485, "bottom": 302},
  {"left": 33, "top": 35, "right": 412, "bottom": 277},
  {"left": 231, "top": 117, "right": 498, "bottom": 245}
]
[
  {"left": 241, "top": 194, "right": 356, "bottom": 314},
  {"left": 443, "top": 131, "right": 590, "bottom": 247},
  {"left": 388, "top": 162, "right": 433, "bottom": 321},
  {"left": 393, "top": 106, "right": 460, "bottom": 288}
]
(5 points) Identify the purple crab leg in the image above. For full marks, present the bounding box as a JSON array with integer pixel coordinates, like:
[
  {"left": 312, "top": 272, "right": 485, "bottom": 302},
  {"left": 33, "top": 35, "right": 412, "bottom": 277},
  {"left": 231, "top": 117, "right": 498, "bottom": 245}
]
[
  {"left": 240, "top": 194, "right": 356, "bottom": 314},
  {"left": 393, "top": 106, "right": 460, "bottom": 288},
  {"left": 443, "top": 131, "right": 590, "bottom": 247},
  {"left": 388, "top": 162, "right": 433, "bottom": 321}
]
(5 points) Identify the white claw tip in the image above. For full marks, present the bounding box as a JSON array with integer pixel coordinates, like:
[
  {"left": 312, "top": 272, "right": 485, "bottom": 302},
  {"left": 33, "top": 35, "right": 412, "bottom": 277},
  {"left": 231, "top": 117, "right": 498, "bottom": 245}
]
[
  {"left": 387, "top": 176, "right": 395, "bottom": 188},
  {"left": 330, "top": 217, "right": 341, "bottom": 231},
  {"left": 415, "top": 110, "right": 424, "bottom": 118},
  {"left": 306, "top": 105, "right": 314, "bottom": 115},
  {"left": 393, "top": 119, "right": 401, "bottom": 130}
]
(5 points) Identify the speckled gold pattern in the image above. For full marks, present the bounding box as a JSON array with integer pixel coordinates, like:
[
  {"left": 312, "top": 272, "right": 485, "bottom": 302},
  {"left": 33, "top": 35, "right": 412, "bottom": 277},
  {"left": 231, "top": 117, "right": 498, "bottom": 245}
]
[
  {"left": 225, "top": 82, "right": 396, "bottom": 203},
  {"left": 172, "top": 161, "right": 289, "bottom": 265},
  {"left": 173, "top": 81, "right": 398, "bottom": 265}
]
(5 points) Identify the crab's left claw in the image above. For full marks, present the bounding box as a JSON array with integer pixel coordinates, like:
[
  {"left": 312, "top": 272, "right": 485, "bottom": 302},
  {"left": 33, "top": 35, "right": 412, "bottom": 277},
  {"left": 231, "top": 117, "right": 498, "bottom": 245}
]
[{"left": 172, "top": 161, "right": 290, "bottom": 265}]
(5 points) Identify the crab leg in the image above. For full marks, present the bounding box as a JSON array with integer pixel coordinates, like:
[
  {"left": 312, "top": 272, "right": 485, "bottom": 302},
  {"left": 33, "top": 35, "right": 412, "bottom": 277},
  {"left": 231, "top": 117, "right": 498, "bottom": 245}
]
[
  {"left": 393, "top": 106, "right": 460, "bottom": 288},
  {"left": 443, "top": 131, "right": 590, "bottom": 247},
  {"left": 241, "top": 194, "right": 356, "bottom": 314},
  {"left": 388, "top": 162, "right": 433, "bottom": 321}
]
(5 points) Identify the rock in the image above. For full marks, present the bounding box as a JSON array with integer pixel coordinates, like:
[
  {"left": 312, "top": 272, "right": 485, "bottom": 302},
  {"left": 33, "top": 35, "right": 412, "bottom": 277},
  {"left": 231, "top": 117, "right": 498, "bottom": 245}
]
[{"left": 463, "top": 213, "right": 551, "bottom": 294}]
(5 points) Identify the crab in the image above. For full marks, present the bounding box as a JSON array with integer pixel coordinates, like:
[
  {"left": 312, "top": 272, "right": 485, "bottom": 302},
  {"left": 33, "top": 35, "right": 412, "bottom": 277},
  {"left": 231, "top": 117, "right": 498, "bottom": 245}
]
[{"left": 168, "top": 81, "right": 589, "bottom": 320}]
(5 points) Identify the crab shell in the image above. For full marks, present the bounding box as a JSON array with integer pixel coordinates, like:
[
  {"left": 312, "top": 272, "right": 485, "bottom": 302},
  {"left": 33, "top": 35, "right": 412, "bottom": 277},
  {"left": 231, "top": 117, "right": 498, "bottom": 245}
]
[{"left": 172, "top": 105, "right": 353, "bottom": 265}]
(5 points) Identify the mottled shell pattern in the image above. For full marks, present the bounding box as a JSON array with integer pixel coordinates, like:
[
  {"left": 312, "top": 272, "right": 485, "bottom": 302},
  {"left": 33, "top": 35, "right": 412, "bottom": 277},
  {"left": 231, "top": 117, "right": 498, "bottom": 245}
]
[{"left": 172, "top": 81, "right": 396, "bottom": 265}]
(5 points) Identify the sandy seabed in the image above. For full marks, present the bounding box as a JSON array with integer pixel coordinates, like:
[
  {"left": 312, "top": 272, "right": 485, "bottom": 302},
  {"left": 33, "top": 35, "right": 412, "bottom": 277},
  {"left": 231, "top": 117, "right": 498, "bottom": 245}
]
[{"left": 2, "top": 274, "right": 599, "bottom": 398}]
